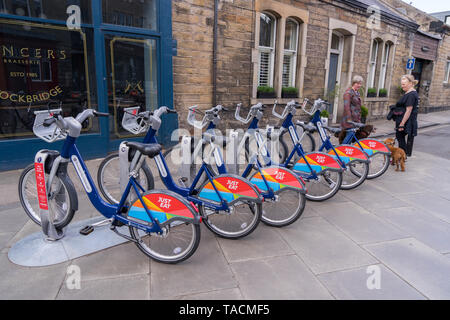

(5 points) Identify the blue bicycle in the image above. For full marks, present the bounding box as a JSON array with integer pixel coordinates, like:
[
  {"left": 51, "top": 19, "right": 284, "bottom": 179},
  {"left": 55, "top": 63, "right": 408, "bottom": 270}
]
[
  {"left": 280, "top": 99, "right": 371, "bottom": 190},
  {"left": 97, "top": 106, "right": 263, "bottom": 239},
  {"left": 231, "top": 101, "right": 344, "bottom": 202},
  {"left": 293, "top": 99, "right": 391, "bottom": 180},
  {"left": 18, "top": 108, "right": 202, "bottom": 263},
  {"left": 177, "top": 104, "right": 307, "bottom": 227}
]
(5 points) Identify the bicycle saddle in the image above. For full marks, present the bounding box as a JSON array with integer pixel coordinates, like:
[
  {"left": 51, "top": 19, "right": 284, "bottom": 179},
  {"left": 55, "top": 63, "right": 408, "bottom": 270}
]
[
  {"left": 296, "top": 121, "right": 316, "bottom": 132},
  {"left": 125, "top": 142, "right": 162, "bottom": 158},
  {"left": 324, "top": 126, "right": 341, "bottom": 134}
]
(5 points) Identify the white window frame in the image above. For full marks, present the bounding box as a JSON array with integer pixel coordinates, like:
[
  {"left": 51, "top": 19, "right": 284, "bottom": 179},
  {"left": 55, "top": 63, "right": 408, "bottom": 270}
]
[
  {"left": 368, "top": 39, "right": 380, "bottom": 89},
  {"left": 329, "top": 31, "right": 344, "bottom": 91},
  {"left": 378, "top": 42, "right": 391, "bottom": 91},
  {"left": 282, "top": 18, "right": 299, "bottom": 88},
  {"left": 258, "top": 12, "right": 276, "bottom": 88},
  {"left": 445, "top": 60, "right": 450, "bottom": 83}
]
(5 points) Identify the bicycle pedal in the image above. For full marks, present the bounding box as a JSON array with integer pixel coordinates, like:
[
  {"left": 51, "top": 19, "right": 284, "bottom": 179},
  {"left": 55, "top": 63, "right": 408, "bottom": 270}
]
[{"left": 79, "top": 225, "right": 94, "bottom": 236}]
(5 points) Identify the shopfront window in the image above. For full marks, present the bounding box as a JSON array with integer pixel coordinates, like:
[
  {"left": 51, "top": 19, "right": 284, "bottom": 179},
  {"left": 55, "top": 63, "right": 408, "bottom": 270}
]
[
  {"left": 102, "top": 0, "right": 157, "bottom": 30},
  {"left": 104, "top": 34, "right": 158, "bottom": 139},
  {"left": 0, "top": 0, "right": 92, "bottom": 24},
  {"left": 0, "top": 19, "right": 98, "bottom": 140}
]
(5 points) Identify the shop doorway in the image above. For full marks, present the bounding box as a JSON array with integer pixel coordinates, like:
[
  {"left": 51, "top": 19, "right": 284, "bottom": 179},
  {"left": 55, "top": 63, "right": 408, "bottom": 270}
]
[{"left": 103, "top": 33, "right": 158, "bottom": 145}]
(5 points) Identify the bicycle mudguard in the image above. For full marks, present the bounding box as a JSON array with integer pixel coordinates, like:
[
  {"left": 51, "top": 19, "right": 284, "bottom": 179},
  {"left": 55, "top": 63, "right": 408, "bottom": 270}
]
[
  {"left": 356, "top": 139, "right": 391, "bottom": 157},
  {"left": 293, "top": 152, "right": 343, "bottom": 175},
  {"left": 250, "top": 166, "right": 305, "bottom": 194},
  {"left": 128, "top": 191, "right": 200, "bottom": 226},
  {"left": 198, "top": 175, "right": 262, "bottom": 205},
  {"left": 328, "top": 145, "right": 370, "bottom": 164}
]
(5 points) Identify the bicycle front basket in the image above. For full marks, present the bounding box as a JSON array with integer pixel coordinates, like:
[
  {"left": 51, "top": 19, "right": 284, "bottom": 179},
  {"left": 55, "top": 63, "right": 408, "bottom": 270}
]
[
  {"left": 33, "top": 109, "right": 67, "bottom": 143},
  {"left": 122, "top": 106, "right": 149, "bottom": 135}
]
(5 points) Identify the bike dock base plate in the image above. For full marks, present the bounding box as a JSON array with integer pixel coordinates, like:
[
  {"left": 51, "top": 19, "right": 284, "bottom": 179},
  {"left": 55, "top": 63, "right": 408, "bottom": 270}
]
[{"left": 8, "top": 217, "right": 131, "bottom": 267}]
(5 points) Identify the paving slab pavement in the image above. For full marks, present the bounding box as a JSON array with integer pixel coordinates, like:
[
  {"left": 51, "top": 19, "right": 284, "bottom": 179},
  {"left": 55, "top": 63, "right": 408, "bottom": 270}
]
[{"left": 1, "top": 112, "right": 450, "bottom": 300}]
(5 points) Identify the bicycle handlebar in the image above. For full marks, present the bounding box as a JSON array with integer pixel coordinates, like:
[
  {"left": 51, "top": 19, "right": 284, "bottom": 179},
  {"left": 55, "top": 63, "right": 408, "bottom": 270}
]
[
  {"left": 272, "top": 100, "right": 303, "bottom": 120},
  {"left": 187, "top": 104, "right": 228, "bottom": 129},
  {"left": 235, "top": 102, "right": 263, "bottom": 124}
]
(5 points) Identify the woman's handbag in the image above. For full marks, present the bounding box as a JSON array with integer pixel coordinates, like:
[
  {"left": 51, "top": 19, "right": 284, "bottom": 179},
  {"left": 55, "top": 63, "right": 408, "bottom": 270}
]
[{"left": 387, "top": 105, "right": 405, "bottom": 121}]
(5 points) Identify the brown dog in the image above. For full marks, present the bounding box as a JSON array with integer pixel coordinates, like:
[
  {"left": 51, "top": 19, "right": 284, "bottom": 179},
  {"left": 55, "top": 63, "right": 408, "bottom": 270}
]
[{"left": 384, "top": 138, "right": 406, "bottom": 172}]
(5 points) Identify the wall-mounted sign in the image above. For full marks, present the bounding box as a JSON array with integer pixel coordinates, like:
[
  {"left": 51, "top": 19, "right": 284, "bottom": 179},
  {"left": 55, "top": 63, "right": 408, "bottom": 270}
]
[
  {"left": 406, "top": 58, "right": 415, "bottom": 70},
  {"left": 421, "top": 46, "right": 430, "bottom": 52}
]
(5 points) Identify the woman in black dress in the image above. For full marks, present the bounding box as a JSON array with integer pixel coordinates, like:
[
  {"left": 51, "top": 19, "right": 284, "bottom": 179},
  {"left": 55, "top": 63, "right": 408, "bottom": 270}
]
[{"left": 395, "top": 74, "right": 419, "bottom": 157}]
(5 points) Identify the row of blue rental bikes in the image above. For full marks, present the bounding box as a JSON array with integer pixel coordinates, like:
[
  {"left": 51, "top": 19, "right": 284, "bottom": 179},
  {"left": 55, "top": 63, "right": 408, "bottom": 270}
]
[{"left": 18, "top": 98, "right": 391, "bottom": 263}]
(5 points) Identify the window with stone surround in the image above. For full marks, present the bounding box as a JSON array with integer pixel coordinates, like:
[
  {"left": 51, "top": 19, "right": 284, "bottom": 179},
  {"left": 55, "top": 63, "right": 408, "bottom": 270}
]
[
  {"left": 368, "top": 38, "right": 381, "bottom": 91},
  {"left": 258, "top": 12, "right": 276, "bottom": 87},
  {"left": 445, "top": 59, "right": 450, "bottom": 83},
  {"left": 378, "top": 41, "right": 393, "bottom": 92},
  {"left": 282, "top": 18, "right": 299, "bottom": 88}
]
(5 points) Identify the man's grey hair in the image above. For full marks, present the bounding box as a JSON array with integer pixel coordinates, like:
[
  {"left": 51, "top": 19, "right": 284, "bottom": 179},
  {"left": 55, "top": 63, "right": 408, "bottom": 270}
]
[{"left": 352, "top": 75, "right": 364, "bottom": 85}]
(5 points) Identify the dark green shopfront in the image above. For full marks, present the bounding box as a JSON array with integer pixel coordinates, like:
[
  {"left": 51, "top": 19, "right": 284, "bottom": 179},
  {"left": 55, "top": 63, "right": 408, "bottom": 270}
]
[{"left": 0, "top": 0, "right": 176, "bottom": 171}]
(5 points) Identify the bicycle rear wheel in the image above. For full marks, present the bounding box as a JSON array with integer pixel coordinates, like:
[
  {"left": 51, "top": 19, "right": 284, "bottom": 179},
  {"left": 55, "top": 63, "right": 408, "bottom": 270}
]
[
  {"left": 18, "top": 164, "right": 76, "bottom": 228},
  {"left": 128, "top": 190, "right": 201, "bottom": 264},
  {"left": 342, "top": 160, "right": 369, "bottom": 190},
  {"left": 367, "top": 153, "right": 391, "bottom": 179},
  {"left": 129, "top": 222, "right": 201, "bottom": 264},
  {"left": 260, "top": 189, "right": 306, "bottom": 227},
  {"left": 304, "top": 170, "right": 343, "bottom": 201}
]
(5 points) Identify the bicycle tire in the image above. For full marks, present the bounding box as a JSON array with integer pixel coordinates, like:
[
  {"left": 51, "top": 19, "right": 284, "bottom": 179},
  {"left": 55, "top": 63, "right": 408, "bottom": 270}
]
[
  {"left": 128, "top": 190, "right": 201, "bottom": 264},
  {"left": 341, "top": 160, "right": 369, "bottom": 190},
  {"left": 367, "top": 153, "right": 391, "bottom": 179},
  {"left": 97, "top": 152, "right": 154, "bottom": 204},
  {"left": 304, "top": 170, "right": 343, "bottom": 201},
  {"left": 197, "top": 175, "right": 262, "bottom": 239},
  {"left": 18, "top": 163, "right": 77, "bottom": 228},
  {"left": 248, "top": 171, "right": 306, "bottom": 227}
]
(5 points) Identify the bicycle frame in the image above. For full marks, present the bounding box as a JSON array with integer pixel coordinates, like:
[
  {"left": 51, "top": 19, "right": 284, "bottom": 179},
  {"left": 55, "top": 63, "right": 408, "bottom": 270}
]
[
  {"left": 56, "top": 136, "right": 170, "bottom": 235},
  {"left": 311, "top": 111, "right": 389, "bottom": 159},
  {"left": 139, "top": 128, "right": 240, "bottom": 212}
]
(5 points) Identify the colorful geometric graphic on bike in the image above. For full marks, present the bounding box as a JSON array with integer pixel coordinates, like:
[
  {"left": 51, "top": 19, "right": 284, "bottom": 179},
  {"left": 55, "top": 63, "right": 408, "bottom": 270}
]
[
  {"left": 293, "top": 152, "right": 342, "bottom": 174},
  {"left": 250, "top": 167, "right": 305, "bottom": 193},
  {"left": 198, "top": 176, "right": 261, "bottom": 204},
  {"left": 328, "top": 145, "right": 369, "bottom": 164},
  {"left": 128, "top": 193, "right": 197, "bottom": 224},
  {"left": 357, "top": 139, "right": 391, "bottom": 157}
]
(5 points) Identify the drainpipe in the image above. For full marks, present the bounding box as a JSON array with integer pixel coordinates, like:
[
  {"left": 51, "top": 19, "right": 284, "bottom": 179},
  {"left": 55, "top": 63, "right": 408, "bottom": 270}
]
[{"left": 213, "top": 0, "right": 219, "bottom": 106}]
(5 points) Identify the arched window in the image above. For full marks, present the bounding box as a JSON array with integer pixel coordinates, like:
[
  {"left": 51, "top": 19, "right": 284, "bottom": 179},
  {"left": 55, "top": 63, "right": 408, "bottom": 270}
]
[
  {"left": 282, "top": 18, "right": 299, "bottom": 88},
  {"left": 258, "top": 12, "right": 276, "bottom": 87}
]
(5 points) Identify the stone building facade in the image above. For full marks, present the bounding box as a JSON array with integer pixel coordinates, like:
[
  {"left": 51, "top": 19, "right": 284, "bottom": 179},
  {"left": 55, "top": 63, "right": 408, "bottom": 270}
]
[{"left": 171, "top": 0, "right": 450, "bottom": 129}]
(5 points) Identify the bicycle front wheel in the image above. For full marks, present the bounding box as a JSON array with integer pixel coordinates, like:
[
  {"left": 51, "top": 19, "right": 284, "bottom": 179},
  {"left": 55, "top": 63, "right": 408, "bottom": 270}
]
[
  {"left": 304, "top": 170, "right": 343, "bottom": 201},
  {"left": 97, "top": 153, "right": 154, "bottom": 204},
  {"left": 367, "top": 153, "right": 391, "bottom": 179},
  {"left": 129, "top": 221, "right": 201, "bottom": 264},
  {"left": 18, "top": 164, "right": 76, "bottom": 228}
]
